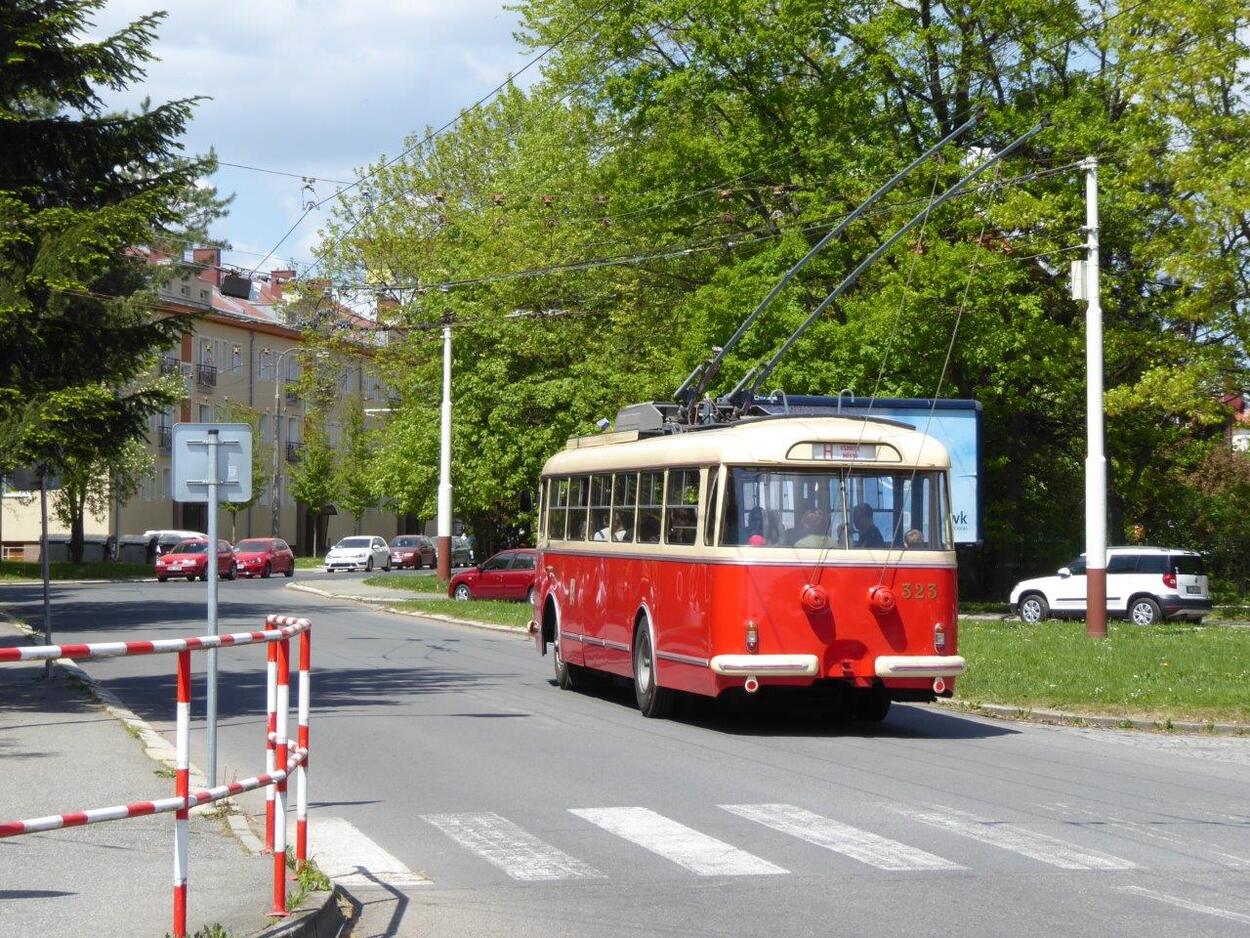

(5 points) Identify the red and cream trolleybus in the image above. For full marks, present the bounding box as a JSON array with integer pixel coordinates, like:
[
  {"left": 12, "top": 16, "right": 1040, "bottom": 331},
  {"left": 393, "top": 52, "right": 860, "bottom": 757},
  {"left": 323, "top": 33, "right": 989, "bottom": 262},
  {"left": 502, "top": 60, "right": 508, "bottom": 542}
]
[{"left": 532, "top": 410, "right": 966, "bottom": 720}]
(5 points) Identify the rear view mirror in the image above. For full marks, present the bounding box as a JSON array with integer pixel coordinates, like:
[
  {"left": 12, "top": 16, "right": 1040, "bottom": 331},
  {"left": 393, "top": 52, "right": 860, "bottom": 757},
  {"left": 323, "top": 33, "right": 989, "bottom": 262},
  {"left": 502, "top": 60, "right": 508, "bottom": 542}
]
[{"left": 1057, "top": 567, "right": 1070, "bottom": 578}]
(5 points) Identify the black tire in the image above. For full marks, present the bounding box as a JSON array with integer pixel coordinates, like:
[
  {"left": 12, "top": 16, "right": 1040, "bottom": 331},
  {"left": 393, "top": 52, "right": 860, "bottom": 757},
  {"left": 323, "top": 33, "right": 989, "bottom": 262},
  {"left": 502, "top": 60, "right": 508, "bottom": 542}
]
[
  {"left": 1129, "top": 596, "right": 1162, "bottom": 626},
  {"left": 261, "top": 562, "right": 272, "bottom": 579},
  {"left": 852, "top": 685, "right": 892, "bottom": 722},
  {"left": 224, "top": 563, "right": 236, "bottom": 581},
  {"left": 527, "top": 586, "right": 536, "bottom": 605},
  {"left": 383, "top": 558, "right": 391, "bottom": 572},
  {"left": 453, "top": 583, "right": 472, "bottom": 601},
  {"left": 1019, "top": 593, "right": 1050, "bottom": 624},
  {"left": 156, "top": 576, "right": 167, "bottom": 583},
  {"left": 554, "top": 629, "right": 584, "bottom": 690},
  {"left": 633, "top": 624, "right": 674, "bottom": 719},
  {"left": 283, "top": 564, "right": 294, "bottom": 578},
  {"left": 187, "top": 575, "right": 197, "bottom": 582},
  {"left": 366, "top": 556, "right": 374, "bottom": 572}
]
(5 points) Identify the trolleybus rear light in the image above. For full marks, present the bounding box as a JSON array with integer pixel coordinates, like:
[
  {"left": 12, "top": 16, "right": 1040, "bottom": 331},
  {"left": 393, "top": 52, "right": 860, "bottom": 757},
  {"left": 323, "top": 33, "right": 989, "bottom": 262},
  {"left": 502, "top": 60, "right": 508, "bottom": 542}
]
[
  {"left": 933, "top": 677, "right": 947, "bottom": 694},
  {"left": 934, "top": 622, "right": 947, "bottom": 652},
  {"left": 744, "top": 677, "right": 759, "bottom": 694},
  {"left": 745, "top": 621, "right": 759, "bottom": 653}
]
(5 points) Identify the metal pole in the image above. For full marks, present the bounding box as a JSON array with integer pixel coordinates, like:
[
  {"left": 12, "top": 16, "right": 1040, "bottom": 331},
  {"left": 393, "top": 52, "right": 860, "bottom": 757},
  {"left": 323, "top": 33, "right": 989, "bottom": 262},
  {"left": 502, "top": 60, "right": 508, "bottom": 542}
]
[
  {"left": 437, "top": 321, "right": 453, "bottom": 581},
  {"left": 40, "top": 469, "right": 52, "bottom": 680},
  {"left": 271, "top": 352, "right": 284, "bottom": 537},
  {"left": 1083, "top": 157, "right": 1107, "bottom": 639},
  {"left": 206, "top": 429, "right": 220, "bottom": 784}
]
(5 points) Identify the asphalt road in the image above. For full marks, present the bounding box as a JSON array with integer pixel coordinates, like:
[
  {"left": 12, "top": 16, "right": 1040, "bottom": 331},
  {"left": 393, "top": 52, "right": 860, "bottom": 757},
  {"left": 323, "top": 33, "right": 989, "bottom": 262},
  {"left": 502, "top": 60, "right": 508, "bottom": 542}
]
[{"left": 3, "top": 573, "right": 1249, "bottom": 937}]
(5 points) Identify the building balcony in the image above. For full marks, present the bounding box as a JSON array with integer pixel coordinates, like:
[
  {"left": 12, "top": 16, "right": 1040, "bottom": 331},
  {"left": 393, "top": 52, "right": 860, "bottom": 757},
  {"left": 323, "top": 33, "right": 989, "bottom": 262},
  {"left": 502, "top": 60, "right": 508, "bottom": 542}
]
[
  {"left": 196, "top": 362, "right": 217, "bottom": 390},
  {"left": 160, "top": 355, "right": 182, "bottom": 377},
  {"left": 286, "top": 441, "right": 302, "bottom": 463},
  {"left": 157, "top": 426, "right": 172, "bottom": 453},
  {"left": 284, "top": 385, "right": 300, "bottom": 405}
]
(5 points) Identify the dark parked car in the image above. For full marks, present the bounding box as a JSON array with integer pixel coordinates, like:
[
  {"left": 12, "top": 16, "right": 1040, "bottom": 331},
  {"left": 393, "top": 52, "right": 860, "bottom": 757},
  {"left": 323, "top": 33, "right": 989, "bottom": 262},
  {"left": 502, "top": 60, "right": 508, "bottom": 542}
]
[
  {"left": 448, "top": 535, "right": 475, "bottom": 567},
  {"left": 155, "top": 539, "right": 236, "bottom": 582},
  {"left": 390, "top": 535, "right": 436, "bottom": 570},
  {"left": 448, "top": 549, "right": 539, "bottom": 602},
  {"left": 233, "top": 538, "right": 295, "bottom": 579}
]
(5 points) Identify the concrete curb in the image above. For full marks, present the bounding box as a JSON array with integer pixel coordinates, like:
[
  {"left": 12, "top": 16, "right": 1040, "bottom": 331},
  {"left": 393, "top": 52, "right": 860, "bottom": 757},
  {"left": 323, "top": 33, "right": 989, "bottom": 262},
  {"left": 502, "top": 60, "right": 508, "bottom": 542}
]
[
  {"left": 940, "top": 699, "right": 1249, "bottom": 735},
  {"left": 284, "top": 583, "right": 527, "bottom": 636},
  {"left": 285, "top": 583, "right": 397, "bottom": 604},
  {"left": 0, "top": 576, "right": 155, "bottom": 585},
  {"left": 253, "top": 886, "right": 350, "bottom": 938}
]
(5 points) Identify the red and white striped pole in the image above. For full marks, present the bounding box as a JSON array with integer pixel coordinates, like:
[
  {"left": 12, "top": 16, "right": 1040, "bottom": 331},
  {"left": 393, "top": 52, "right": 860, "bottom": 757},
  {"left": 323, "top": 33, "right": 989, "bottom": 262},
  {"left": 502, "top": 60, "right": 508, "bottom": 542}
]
[
  {"left": 263, "top": 640, "right": 277, "bottom": 854},
  {"left": 173, "top": 650, "right": 191, "bottom": 938},
  {"left": 295, "top": 628, "right": 310, "bottom": 870},
  {"left": 270, "top": 637, "right": 290, "bottom": 917}
]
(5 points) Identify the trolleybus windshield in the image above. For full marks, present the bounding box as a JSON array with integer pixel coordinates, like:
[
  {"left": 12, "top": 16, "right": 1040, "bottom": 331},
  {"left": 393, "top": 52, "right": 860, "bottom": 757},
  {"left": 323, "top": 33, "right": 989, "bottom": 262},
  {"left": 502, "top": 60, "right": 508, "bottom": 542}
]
[{"left": 720, "top": 467, "right": 950, "bottom": 550}]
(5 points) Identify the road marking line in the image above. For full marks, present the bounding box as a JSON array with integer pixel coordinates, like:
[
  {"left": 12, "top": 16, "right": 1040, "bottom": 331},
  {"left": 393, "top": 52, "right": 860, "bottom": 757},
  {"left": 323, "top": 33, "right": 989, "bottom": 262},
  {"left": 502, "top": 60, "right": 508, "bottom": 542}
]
[
  {"left": 721, "top": 803, "right": 963, "bottom": 871},
  {"left": 887, "top": 805, "right": 1138, "bottom": 870},
  {"left": 421, "top": 812, "right": 603, "bottom": 881},
  {"left": 569, "top": 807, "right": 787, "bottom": 877},
  {"left": 1120, "top": 885, "right": 1250, "bottom": 924},
  {"left": 311, "top": 817, "right": 430, "bottom": 887},
  {"left": 1042, "top": 802, "right": 1250, "bottom": 869}
]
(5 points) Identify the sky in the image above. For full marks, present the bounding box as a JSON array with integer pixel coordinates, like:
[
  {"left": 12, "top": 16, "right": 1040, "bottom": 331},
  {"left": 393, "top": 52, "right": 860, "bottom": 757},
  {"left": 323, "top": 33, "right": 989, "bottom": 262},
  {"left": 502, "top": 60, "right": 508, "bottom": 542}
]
[{"left": 91, "top": 0, "right": 534, "bottom": 278}]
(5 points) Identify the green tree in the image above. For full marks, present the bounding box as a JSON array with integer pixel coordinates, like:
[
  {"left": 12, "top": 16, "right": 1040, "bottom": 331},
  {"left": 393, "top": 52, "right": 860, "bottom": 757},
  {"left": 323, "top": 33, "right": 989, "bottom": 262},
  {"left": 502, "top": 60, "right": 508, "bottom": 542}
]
[
  {"left": 52, "top": 438, "right": 152, "bottom": 549},
  {"left": 0, "top": 0, "right": 226, "bottom": 560},
  {"left": 288, "top": 419, "right": 337, "bottom": 556},
  {"left": 335, "top": 397, "right": 376, "bottom": 534}
]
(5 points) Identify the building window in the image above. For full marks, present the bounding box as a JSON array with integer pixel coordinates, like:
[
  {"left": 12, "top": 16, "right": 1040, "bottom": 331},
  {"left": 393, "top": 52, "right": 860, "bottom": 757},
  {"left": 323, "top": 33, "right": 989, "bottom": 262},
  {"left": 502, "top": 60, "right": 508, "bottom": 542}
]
[
  {"left": 231, "top": 345, "right": 242, "bottom": 374},
  {"left": 287, "top": 416, "right": 300, "bottom": 443},
  {"left": 199, "top": 339, "right": 214, "bottom": 367},
  {"left": 260, "top": 349, "right": 273, "bottom": 381},
  {"left": 161, "top": 467, "right": 172, "bottom": 499},
  {"left": 259, "top": 414, "right": 270, "bottom": 443},
  {"left": 198, "top": 403, "right": 212, "bottom": 422}
]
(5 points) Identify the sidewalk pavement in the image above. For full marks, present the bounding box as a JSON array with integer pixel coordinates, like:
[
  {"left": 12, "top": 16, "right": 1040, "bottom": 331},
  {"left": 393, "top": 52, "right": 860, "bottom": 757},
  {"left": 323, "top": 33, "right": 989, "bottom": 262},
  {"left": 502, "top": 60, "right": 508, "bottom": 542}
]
[
  {"left": 286, "top": 579, "right": 451, "bottom": 604},
  {"left": 0, "top": 623, "right": 270, "bottom": 938}
]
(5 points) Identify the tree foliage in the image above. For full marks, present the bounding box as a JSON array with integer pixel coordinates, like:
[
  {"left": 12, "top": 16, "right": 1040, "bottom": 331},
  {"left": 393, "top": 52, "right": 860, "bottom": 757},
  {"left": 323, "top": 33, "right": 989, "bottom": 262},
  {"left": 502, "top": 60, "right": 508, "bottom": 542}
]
[{"left": 320, "top": 0, "right": 1250, "bottom": 593}]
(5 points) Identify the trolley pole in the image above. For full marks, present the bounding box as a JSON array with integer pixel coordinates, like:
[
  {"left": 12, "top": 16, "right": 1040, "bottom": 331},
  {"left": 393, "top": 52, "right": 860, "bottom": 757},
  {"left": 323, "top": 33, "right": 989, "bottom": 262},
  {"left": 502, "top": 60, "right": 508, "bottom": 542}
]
[
  {"left": 206, "top": 429, "right": 220, "bottom": 783},
  {"left": 437, "top": 316, "right": 454, "bottom": 582},
  {"left": 1082, "top": 157, "right": 1107, "bottom": 639}
]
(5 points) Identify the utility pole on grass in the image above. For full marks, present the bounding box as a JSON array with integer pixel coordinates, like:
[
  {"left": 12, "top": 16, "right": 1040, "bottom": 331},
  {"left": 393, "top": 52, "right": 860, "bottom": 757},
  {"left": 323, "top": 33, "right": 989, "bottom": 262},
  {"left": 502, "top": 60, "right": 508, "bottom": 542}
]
[
  {"left": 1073, "top": 157, "right": 1107, "bottom": 638},
  {"left": 437, "top": 313, "right": 454, "bottom": 582}
]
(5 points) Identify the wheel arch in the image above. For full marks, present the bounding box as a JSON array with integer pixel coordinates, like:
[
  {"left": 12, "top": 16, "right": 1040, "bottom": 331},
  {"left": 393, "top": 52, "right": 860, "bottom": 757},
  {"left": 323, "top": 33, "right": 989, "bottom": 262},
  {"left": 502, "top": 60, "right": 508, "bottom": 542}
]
[{"left": 1126, "top": 592, "right": 1164, "bottom": 620}]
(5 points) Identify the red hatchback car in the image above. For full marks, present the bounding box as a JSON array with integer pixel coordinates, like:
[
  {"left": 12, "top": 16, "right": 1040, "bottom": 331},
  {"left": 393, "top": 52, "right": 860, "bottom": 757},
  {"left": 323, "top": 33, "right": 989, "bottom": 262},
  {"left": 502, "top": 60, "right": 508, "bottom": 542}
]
[
  {"left": 389, "top": 535, "right": 436, "bottom": 570},
  {"left": 233, "top": 537, "right": 295, "bottom": 579},
  {"left": 448, "top": 549, "right": 539, "bottom": 603},
  {"left": 155, "top": 539, "right": 236, "bottom": 582}
]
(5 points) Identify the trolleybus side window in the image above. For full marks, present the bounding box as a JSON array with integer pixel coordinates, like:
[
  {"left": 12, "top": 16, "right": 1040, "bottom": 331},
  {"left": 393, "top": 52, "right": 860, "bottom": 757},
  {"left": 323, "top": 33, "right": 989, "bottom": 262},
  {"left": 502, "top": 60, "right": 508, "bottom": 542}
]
[
  {"left": 703, "top": 467, "right": 720, "bottom": 547},
  {"left": 589, "top": 475, "right": 612, "bottom": 541},
  {"left": 547, "top": 478, "right": 569, "bottom": 540},
  {"left": 611, "top": 472, "right": 638, "bottom": 542},
  {"left": 568, "top": 476, "right": 590, "bottom": 540},
  {"left": 665, "top": 469, "right": 700, "bottom": 545},
  {"left": 638, "top": 470, "right": 664, "bottom": 544}
]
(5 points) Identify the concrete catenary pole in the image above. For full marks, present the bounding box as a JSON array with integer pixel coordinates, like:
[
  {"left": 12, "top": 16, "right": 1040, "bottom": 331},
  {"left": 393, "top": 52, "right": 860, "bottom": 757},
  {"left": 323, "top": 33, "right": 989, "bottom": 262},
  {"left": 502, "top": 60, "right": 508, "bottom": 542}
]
[
  {"left": 437, "top": 316, "right": 454, "bottom": 581},
  {"left": 1082, "top": 157, "right": 1107, "bottom": 639},
  {"left": 205, "top": 428, "right": 221, "bottom": 783}
]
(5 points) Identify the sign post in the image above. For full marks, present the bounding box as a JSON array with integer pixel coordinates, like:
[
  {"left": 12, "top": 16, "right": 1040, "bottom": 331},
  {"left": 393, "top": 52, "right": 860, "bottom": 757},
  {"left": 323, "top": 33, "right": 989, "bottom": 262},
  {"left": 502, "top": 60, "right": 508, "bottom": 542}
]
[{"left": 172, "top": 423, "right": 252, "bottom": 785}]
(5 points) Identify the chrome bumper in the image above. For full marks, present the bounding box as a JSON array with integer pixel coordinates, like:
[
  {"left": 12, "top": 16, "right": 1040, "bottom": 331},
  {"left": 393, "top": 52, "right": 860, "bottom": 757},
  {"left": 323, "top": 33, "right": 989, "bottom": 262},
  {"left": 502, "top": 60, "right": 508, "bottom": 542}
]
[
  {"left": 875, "top": 655, "right": 967, "bottom": 678},
  {"left": 710, "top": 654, "right": 820, "bottom": 677}
]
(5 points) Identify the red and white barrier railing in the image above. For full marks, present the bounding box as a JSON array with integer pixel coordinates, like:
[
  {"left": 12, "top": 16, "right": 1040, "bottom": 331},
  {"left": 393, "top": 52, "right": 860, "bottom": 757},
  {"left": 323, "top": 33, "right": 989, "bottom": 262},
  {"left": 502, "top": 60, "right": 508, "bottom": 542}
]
[{"left": 0, "top": 614, "right": 312, "bottom": 938}]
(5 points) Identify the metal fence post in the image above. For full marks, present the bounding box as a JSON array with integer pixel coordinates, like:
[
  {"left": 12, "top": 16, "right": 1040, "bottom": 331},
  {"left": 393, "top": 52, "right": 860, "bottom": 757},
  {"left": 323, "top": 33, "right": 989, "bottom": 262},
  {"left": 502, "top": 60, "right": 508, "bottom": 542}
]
[
  {"left": 270, "top": 637, "right": 290, "bottom": 917},
  {"left": 295, "top": 628, "right": 311, "bottom": 870},
  {"left": 173, "top": 650, "right": 191, "bottom": 938},
  {"left": 264, "top": 640, "right": 277, "bottom": 854}
]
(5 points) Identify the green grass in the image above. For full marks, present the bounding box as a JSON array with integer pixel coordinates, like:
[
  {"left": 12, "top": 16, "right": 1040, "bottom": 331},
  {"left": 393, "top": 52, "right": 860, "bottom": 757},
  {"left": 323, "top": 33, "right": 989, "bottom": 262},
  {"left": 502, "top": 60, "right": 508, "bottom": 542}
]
[
  {"left": 0, "top": 560, "right": 151, "bottom": 581},
  {"left": 959, "top": 601, "right": 1010, "bottom": 614},
  {"left": 293, "top": 556, "right": 324, "bottom": 570},
  {"left": 955, "top": 618, "right": 1250, "bottom": 724},
  {"left": 364, "top": 573, "right": 449, "bottom": 594},
  {"left": 393, "top": 598, "right": 531, "bottom": 629}
]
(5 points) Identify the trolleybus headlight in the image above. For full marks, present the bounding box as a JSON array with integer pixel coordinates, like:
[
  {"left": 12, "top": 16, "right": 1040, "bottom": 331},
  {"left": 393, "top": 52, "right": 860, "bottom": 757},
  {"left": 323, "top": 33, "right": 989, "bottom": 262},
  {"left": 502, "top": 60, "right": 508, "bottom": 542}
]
[{"left": 745, "top": 620, "right": 759, "bottom": 653}]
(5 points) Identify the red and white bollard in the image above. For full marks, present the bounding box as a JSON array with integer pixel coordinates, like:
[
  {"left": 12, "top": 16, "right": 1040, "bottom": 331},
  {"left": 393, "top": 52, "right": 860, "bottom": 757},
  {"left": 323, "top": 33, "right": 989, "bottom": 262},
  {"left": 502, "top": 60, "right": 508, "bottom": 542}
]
[
  {"left": 270, "top": 637, "right": 290, "bottom": 916},
  {"left": 264, "top": 640, "right": 277, "bottom": 854},
  {"left": 295, "top": 628, "right": 311, "bottom": 870},
  {"left": 173, "top": 650, "right": 191, "bottom": 938}
]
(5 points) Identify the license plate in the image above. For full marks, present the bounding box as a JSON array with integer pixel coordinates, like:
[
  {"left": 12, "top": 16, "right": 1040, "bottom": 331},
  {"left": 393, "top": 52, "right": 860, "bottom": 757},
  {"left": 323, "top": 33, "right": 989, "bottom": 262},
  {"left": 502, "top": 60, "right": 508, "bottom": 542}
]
[{"left": 1186, "top": 585, "right": 1200, "bottom": 594}]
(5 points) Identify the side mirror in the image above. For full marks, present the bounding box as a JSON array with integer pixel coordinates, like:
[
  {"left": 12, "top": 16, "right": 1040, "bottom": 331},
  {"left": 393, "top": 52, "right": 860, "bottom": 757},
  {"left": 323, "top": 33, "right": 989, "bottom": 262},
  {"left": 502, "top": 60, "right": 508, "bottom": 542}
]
[{"left": 1057, "top": 567, "right": 1070, "bottom": 578}]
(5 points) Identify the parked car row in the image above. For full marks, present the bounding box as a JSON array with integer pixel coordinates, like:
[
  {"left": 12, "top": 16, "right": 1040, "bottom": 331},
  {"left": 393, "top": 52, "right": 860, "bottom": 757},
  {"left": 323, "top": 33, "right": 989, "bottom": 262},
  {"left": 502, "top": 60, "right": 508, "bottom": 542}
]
[
  {"left": 155, "top": 536, "right": 295, "bottom": 582},
  {"left": 332, "top": 534, "right": 475, "bottom": 573}
]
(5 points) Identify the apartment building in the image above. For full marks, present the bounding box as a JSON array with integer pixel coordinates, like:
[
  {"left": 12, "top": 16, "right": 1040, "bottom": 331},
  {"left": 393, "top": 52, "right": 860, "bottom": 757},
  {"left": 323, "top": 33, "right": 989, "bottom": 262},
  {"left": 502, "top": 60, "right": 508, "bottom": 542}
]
[{"left": 1, "top": 247, "right": 407, "bottom": 557}]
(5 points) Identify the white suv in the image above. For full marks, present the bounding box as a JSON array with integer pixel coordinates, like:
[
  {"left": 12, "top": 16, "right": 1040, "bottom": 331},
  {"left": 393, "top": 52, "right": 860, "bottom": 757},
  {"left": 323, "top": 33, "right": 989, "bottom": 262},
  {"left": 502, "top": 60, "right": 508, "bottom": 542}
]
[{"left": 1010, "top": 547, "right": 1211, "bottom": 625}]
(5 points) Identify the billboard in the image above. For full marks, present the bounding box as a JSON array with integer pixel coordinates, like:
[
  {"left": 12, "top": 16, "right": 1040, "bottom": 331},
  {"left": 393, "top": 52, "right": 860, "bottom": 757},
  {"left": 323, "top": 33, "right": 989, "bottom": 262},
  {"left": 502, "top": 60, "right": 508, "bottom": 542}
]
[{"left": 755, "top": 396, "right": 983, "bottom": 544}]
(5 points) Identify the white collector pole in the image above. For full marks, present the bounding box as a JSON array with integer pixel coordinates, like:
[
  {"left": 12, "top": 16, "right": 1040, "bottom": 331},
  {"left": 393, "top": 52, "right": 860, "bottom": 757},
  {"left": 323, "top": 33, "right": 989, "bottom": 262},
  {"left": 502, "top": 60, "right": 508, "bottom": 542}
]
[
  {"left": 1082, "top": 157, "right": 1107, "bottom": 639},
  {"left": 436, "top": 317, "right": 454, "bottom": 581}
]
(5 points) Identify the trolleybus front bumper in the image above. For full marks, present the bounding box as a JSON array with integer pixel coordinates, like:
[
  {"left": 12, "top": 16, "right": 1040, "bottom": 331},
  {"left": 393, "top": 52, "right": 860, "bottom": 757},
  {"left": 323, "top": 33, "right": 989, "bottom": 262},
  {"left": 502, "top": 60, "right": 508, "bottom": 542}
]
[
  {"left": 710, "top": 655, "right": 820, "bottom": 677},
  {"left": 874, "top": 655, "right": 967, "bottom": 678}
]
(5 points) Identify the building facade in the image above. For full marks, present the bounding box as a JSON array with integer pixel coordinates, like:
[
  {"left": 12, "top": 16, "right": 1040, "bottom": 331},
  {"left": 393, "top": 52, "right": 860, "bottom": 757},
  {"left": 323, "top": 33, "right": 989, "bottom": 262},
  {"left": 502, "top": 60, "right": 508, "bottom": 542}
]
[{"left": 1, "top": 247, "right": 408, "bottom": 558}]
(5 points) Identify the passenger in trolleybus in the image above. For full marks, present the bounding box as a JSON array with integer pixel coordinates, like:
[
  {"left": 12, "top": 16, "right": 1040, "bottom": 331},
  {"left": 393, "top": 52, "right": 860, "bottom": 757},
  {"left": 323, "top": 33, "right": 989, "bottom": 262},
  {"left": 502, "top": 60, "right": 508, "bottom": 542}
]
[
  {"left": 794, "top": 510, "right": 838, "bottom": 549},
  {"left": 852, "top": 502, "right": 887, "bottom": 548}
]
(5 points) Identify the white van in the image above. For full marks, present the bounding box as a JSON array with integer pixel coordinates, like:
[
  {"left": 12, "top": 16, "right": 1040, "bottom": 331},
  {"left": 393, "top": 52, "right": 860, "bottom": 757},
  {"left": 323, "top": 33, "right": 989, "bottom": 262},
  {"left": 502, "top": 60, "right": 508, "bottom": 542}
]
[{"left": 1010, "top": 547, "right": 1211, "bottom": 625}]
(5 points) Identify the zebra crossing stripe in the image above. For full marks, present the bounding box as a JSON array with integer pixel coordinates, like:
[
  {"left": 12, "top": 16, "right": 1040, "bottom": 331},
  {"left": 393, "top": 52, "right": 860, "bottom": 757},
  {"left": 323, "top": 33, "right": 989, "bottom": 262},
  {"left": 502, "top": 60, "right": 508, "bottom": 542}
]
[
  {"left": 721, "top": 803, "right": 964, "bottom": 871},
  {"left": 421, "top": 812, "right": 604, "bottom": 881},
  {"left": 887, "top": 805, "right": 1138, "bottom": 870},
  {"left": 570, "top": 807, "right": 788, "bottom": 877}
]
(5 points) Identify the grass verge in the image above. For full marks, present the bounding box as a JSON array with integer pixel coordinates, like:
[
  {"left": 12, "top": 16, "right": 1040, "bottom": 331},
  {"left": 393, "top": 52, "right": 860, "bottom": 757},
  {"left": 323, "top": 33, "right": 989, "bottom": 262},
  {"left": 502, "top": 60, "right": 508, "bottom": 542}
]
[
  {"left": 392, "top": 599, "right": 530, "bottom": 629},
  {"left": 0, "top": 560, "right": 151, "bottom": 581},
  {"left": 955, "top": 618, "right": 1250, "bottom": 724},
  {"left": 364, "top": 573, "right": 449, "bottom": 594},
  {"left": 293, "top": 556, "right": 324, "bottom": 570}
]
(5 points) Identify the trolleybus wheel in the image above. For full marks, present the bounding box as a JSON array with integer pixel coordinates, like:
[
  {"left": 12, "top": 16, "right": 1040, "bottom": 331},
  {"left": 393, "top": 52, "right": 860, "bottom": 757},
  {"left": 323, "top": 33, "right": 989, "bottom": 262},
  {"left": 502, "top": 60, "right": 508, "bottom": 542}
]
[
  {"left": 553, "top": 632, "right": 584, "bottom": 690},
  {"left": 632, "top": 624, "right": 674, "bottom": 719},
  {"left": 852, "top": 686, "right": 891, "bottom": 723}
]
